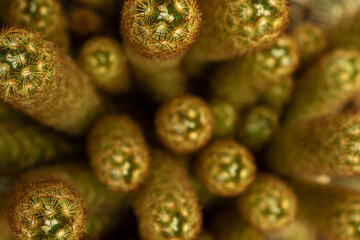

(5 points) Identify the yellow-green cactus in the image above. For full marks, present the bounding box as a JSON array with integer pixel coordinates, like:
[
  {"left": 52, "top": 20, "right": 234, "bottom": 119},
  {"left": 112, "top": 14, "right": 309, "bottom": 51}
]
[
  {"left": 0, "top": 27, "right": 105, "bottom": 135},
  {"left": 120, "top": 0, "right": 202, "bottom": 59},
  {"left": 8, "top": 0, "right": 69, "bottom": 50},
  {"left": 132, "top": 150, "right": 202, "bottom": 240},
  {"left": 88, "top": 115, "right": 150, "bottom": 193},
  {"left": 78, "top": 37, "right": 130, "bottom": 93},
  {"left": 267, "top": 220, "right": 317, "bottom": 240},
  {"left": 210, "top": 99, "right": 238, "bottom": 138},
  {"left": 195, "top": 139, "right": 256, "bottom": 196},
  {"left": 285, "top": 49, "right": 360, "bottom": 122},
  {"left": 155, "top": 95, "right": 214, "bottom": 154},
  {"left": 236, "top": 174, "right": 297, "bottom": 231}
]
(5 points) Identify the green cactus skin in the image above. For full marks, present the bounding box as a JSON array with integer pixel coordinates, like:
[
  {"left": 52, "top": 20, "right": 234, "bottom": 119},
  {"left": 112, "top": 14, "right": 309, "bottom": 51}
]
[
  {"left": 8, "top": 0, "right": 69, "bottom": 51},
  {"left": 7, "top": 175, "right": 87, "bottom": 240},
  {"left": 292, "top": 179, "right": 360, "bottom": 240},
  {"left": 120, "top": 0, "right": 202, "bottom": 59},
  {"left": 210, "top": 99, "right": 238, "bottom": 138},
  {"left": 236, "top": 174, "right": 297, "bottom": 231},
  {"left": 285, "top": 49, "right": 360, "bottom": 122},
  {"left": 0, "top": 27, "right": 106, "bottom": 135},
  {"left": 0, "top": 121, "right": 74, "bottom": 175},
  {"left": 268, "top": 113, "right": 360, "bottom": 180},
  {"left": 195, "top": 139, "right": 256, "bottom": 197},
  {"left": 88, "top": 115, "right": 150, "bottom": 193},
  {"left": 132, "top": 150, "right": 202, "bottom": 240},
  {"left": 236, "top": 106, "right": 278, "bottom": 151},
  {"left": 0, "top": 194, "right": 14, "bottom": 240},
  {"left": 78, "top": 37, "right": 130, "bottom": 94},
  {"left": 211, "top": 35, "right": 299, "bottom": 109},
  {"left": 258, "top": 76, "right": 293, "bottom": 112},
  {"left": 291, "top": 22, "right": 327, "bottom": 64},
  {"left": 211, "top": 211, "right": 266, "bottom": 240},
  {"left": 69, "top": 7, "right": 103, "bottom": 38},
  {"left": 266, "top": 220, "right": 317, "bottom": 240},
  {"left": 155, "top": 95, "right": 214, "bottom": 154}
]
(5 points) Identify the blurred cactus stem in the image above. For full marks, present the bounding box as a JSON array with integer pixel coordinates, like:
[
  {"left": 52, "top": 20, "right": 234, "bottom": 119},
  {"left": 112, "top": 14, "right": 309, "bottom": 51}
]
[
  {"left": 69, "top": 7, "right": 103, "bottom": 38},
  {"left": 210, "top": 99, "right": 238, "bottom": 138},
  {"left": 292, "top": 178, "right": 360, "bottom": 240},
  {"left": 236, "top": 106, "right": 279, "bottom": 151},
  {"left": 87, "top": 115, "right": 150, "bottom": 193},
  {"left": 132, "top": 150, "right": 202, "bottom": 240},
  {"left": 76, "top": 0, "right": 114, "bottom": 12},
  {"left": 0, "top": 194, "right": 13, "bottom": 240},
  {"left": 236, "top": 174, "right": 297, "bottom": 231},
  {"left": 211, "top": 35, "right": 299, "bottom": 110},
  {"left": 268, "top": 112, "right": 360, "bottom": 180},
  {"left": 78, "top": 37, "right": 130, "bottom": 94},
  {"left": 285, "top": 49, "right": 360, "bottom": 122},
  {"left": 0, "top": 27, "right": 106, "bottom": 135},
  {"left": 7, "top": 173, "right": 87, "bottom": 240},
  {"left": 266, "top": 220, "right": 317, "bottom": 240},
  {"left": 0, "top": 101, "right": 26, "bottom": 121},
  {"left": 8, "top": 0, "right": 70, "bottom": 51},
  {"left": 195, "top": 139, "right": 256, "bottom": 197},
  {"left": 155, "top": 95, "right": 214, "bottom": 154}
]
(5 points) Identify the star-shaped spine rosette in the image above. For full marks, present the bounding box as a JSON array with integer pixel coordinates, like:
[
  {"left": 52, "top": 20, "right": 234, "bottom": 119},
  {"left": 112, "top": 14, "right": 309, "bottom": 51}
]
[{"left": 121, "top": 0, "right": 202, "bottom": 59}]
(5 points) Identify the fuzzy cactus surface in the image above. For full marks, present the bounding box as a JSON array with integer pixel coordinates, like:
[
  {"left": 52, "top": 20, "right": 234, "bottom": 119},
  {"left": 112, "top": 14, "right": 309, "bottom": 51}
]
[{"left": 210, "top": 99, "right": 238, "bottom": 138}]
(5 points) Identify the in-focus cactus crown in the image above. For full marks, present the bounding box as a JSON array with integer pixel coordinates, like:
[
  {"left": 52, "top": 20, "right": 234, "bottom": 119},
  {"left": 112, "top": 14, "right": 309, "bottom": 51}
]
[{"left": 121, "top": 0, "right": 202, "bottom": 59}]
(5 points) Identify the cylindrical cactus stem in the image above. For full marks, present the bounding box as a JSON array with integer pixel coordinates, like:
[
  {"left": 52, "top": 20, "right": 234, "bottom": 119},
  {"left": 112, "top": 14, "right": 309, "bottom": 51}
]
[
  {"left": 78, "top": 37, "right": 130, "bottom": 94},
  {"left": 0, "top": 121, "right": 75, "bottom": 175},
  {"left": 7, "top": 174, "right": 87, "bottom": 240},
  {"left": 155, "top": 95, "right": 214, "bottom": 154},
  {"left": 236, "top": 106, "right": 279, "bottom": 151},
  {"left": 211, "top": 211, "right": 266, "bottom": 240},
  {"left": 0, "top": 27, "right": 106, "bottom": 135},
  {"left": 285, "top": 48, "right": 360, "bottom": 122},
  {"left": 291, "top": 22, "right": 327, "bottom": 64},
  {"left": 267, "top": 113, "right": 360, "bottom": 180},
  {"left": 211, "top": 35, "right": 299, "bottom": 109},
  {"left": 236, "top": 174, "right": 297, "bottom": 231},
  {"left": 257, "top": 76, "right": 293, "bottom": 112},
  {"left": 210, "top": 99, "right": 238, "bottom": 138},
  {"left": 292, "top": 178, "right": 360, "bottom": 240},
  {"left": 7, "top": 0, "right": 69, "bottom": 50},
  {"left": 132, "top": 150, "right": 202, "bottom": 240},
  {"left": 87, "top": 114, "right": 150, "bottom": 193},
  {"left": 187, "top": 0, "right": 290, "bottom": 62},
  {"left": 69, "top": 7, "right": 103, "bottom": 38},
  {"left": 120, "top": 0, "right": 202, "bottom": 59},
  {"left": 195, "top": 139, "right": 256, "bottom": 197},
  {"left": 266, "top": 220, "right": 317, "bottom": 240}
]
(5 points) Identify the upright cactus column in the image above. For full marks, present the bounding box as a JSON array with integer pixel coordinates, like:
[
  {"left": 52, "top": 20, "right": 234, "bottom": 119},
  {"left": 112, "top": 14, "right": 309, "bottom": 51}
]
[
  {"left": 0, "top": 27, "right": 105, "bottom": 135},
  {"left": 132, "top": 150, "right": 202, "bottom": 240},
  {"left": 268, "top": 113, "right": 360, "bottom": 180},
  {"left": 8, "top": 0, "right": 69, "bottom": 50}
]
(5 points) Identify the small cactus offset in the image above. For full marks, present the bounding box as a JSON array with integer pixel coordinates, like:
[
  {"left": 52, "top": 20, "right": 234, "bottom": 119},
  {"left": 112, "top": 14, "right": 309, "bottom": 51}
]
[
  {"left": 210, "top": 99, "right": 238, "bottom": 138},
  {"left": 132, "top": 150, "right": 202, "bottom": 240},
  {"left": 120, "top": 0, "right": 202, "bottom": 59},
  {"left": 155, "top": 95, "right": 214, "bottom": 154},
  {"left": 87, "top": 115, "right": 150, "bottom": 193},
  {"left": 195, "top": 139, "right": 256, "bottom": 197},
  {"left": 285, "top": 48, "right": 360, "bottom": 122},
  {"left": 8, "top": 0, "right": 70, "bottom": 50},
  {"left": 211, "top": 35, "right": 299, "bottom": 109},
  {"left": 236, "top": 174, "right": 297, "bottom": 231},
  {"left": 78, "top": 37, "right": 130, "bottom": 93},
  {"left": 0, "top": 27, "right": 105, "bottom": 135},
  {"left": 268, "top": 112, "right": 360, "bottom": 180},
  {"left": 7, "top": 174, "right": 87, "bottom": 240}
]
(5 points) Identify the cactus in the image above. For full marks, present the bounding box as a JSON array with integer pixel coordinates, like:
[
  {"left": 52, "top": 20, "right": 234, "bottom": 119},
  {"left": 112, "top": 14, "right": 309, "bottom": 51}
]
[
  {"left": 236, "top": 174, "right": 297, "bottom": 231},
  {"left": 87, "top": 115, "right": 150, "bottom": 193},
  {"left": 120, "top": 0, "right": 202, "bottom": 59},
  {"left": 211, "top": 35, "right": 299, "bottom": 109},
  {"left": 69, "top": 7, "right": 103, "bottom": 38},
  {"left": 78, "top": 37, "right": 130, "bottom": 93},
  {"left": 236, "top": 106, "right": 278, "bottom": 151},
  {"left": 155, "top": 95, "right": 214, "bottom": 154},
  {"left": 132, "top": 150, "right": 202, "bottom": 240},
  {"left": 0, "top": 194, "right": 13, "bottom": 240},
  {"left": 0, "top": 27, "right": 106, "bottom": 135},
  {"left": 285, "top": 49, "right": 360, "bottom": 122},
  {"left": 0, "top": 101, "right": 26, "bottom": 121},
  {"left": 0, "top": 121, "right": 74, "bottom": 175},
  {"left": 267, "top": 220, "right": 317, "bottom": 240},
  {"left": 8, "top": 0, "right": 69, "bottom": 50},
  {"left": 7, "top": 174, "right": 87, "bottom": 240},
  {"left": 268, "top": 112, "right": 360, "bottom": 181},
  {"left": 195, "top": 139, "right": 256, "bottom": 196},
  {"left": 210, "top": 99, "right": 238, "bottom": 138},
  {"left": 76, "top": 0, "right": 114, "bottom": 11}
]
